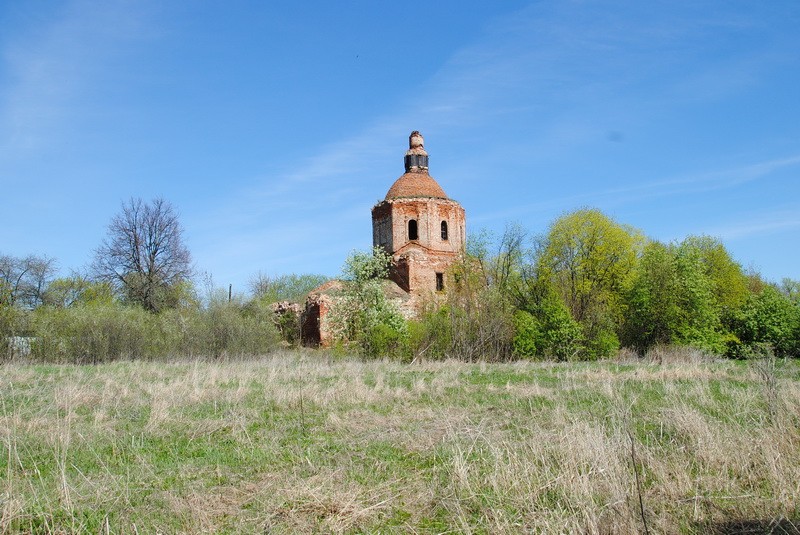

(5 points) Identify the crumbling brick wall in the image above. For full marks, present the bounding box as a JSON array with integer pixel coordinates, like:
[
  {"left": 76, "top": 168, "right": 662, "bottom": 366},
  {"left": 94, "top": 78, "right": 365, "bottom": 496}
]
[
  {"left": 372, "top": 196, "right": 465, "bottom": 313},
  {"left": 302, "top": 131, "right": 467, "bottom": 346}
]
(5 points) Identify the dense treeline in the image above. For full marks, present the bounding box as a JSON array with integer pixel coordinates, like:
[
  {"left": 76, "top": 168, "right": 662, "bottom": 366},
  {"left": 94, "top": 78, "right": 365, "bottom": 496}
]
[
  {"left": 329, "top": 209, "right": 800, "bottom": 361},
  {"left": 3, "top": 204, "right": 799, "bottom": 363},
  {"left": 0, "top": 273, "right": 329, "bottom": 362},
  {"left": 0, "top": 197, "right": 327, "bottom": 363}
]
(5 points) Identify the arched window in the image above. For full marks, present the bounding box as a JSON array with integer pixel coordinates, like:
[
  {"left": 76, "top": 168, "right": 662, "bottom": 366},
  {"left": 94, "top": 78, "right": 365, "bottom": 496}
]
[
  {"left": 408, "top": 219, "right": 418, "bottom": 240},
  {"left": 441, "top": 221, "right": 448, "bottom": 241}
]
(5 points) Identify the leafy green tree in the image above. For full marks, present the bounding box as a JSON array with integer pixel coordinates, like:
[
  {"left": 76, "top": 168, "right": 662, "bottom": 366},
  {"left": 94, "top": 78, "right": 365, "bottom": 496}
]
[
  {"left": 511, "top": 310, "right": 539, "bottom": 358},
  {"left": 623, "top": 239, "right": 726, "bottom": 354},
  {"left": 729, "top": 285, "right": 800, "bottom": 357},
  {"left": 623, "top": 240, "right": 721, "bottom": 353},
  {"left": 534, "top": 208, "right": 644, "bottom": 357},
  {"left": 674, "top": 236, "right": 746, "bottom": 354},
  {"left": 621, "top": 241, "right": 680, "bottom": 353},
  {"left": 537, "top": 209, "right": 643, "bottom": 322},
  {"left": 671, "top": 242, "right": 725, "bottom": 353},
  {"left": 678, "top": 235, "right": 748, "bottom": 314}
]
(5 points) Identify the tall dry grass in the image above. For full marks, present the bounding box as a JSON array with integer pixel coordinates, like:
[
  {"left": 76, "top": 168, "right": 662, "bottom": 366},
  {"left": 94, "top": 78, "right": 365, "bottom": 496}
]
[{"left": 1, "top": 350, "right": 798, "bottom": 533}]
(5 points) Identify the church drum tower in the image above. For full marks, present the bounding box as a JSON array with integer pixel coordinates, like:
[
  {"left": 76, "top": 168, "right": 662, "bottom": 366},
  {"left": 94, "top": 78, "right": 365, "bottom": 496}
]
[{"left": 371, "top": 131, "right": 466, "bottom": 306}]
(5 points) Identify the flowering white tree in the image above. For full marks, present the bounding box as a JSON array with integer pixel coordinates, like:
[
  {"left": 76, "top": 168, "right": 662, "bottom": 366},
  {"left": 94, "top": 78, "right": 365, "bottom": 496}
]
[{"left": 326, "top": 247, "right": 407, "bottom": 356}]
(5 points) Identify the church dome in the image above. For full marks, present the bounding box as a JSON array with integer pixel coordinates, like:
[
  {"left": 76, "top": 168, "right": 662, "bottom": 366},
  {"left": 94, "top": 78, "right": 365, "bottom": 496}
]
[
  {"left": 384, "top": 131, "right": 448, "bottom": 200},
  {"left": 385, "top": 171, "right": 448, "bottom": 200}
]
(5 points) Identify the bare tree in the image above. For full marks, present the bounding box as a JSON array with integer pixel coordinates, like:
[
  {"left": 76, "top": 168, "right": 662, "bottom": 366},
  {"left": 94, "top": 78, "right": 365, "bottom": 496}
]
[
  {"left": 0, "top": 253, "right": 57, "bottom": 308},
  {"left": 93, "top": 198, "right": 192, "bottom": 312}
]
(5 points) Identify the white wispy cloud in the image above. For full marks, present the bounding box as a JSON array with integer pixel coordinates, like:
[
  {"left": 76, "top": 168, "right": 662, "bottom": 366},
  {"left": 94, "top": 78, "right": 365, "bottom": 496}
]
[
  {"left": 473, "top": 153, "right": 800, "bottom": 224},
  {"left": 605, "top": 153, "right": 800, "bottom": 200},
  {"left": 706, "top": 209, "right": 800, "bottom": 241}
]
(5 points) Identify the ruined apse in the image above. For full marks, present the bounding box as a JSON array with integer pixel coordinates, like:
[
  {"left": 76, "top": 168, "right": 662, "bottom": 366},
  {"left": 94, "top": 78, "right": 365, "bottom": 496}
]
[{"left": 371, "top": 131, "right": 466, "bottom": 305}]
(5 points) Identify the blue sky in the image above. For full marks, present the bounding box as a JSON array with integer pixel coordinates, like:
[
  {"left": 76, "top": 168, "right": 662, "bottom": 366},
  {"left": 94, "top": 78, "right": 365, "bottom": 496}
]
[{"left": 1, "top": 1, "right": 798, "bottom": 294}]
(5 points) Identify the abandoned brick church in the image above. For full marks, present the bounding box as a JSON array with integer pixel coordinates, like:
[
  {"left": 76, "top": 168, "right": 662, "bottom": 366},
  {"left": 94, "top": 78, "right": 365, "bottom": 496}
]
[{"left": 301, "top": 131, "right": 466, "bottom": 347}]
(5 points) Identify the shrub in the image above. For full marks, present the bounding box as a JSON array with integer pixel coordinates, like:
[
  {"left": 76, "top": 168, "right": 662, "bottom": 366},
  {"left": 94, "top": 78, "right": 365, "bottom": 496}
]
[
  {"left": 582, "top": 326, "right": 619, "bottom": 360},
  {"left": 727, "top": 285, "right": 800, "bottom": 358},
  {"left": 408, "top": 307, "right": 453, "bottom": 361},
  {"left": 363, "top": 322, "right": 409, "bottom": 360},
  {"left": 30, "top": 304, "right": 155, "bottom": 363},
  {"left": 190, "top": 298, "right": 281, "bottom": 358},
  {"left": 512, "top": 310, "right": 541, "bottom": 359},
  {"left": 23, "top": 298, "right": 281, "bottom": 363},
  {"left": 445, "top": 289, "right": 514, "bottom": 362},
  {"left": 1, "top": 304, "right": 23, "bottom": 361},
  {"left": 514, "top": 297, "right": 582, "bottom": 361}
]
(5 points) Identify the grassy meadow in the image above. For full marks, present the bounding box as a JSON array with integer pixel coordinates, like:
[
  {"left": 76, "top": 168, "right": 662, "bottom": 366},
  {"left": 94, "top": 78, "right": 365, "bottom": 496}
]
[{"left": 1, "top": 350, "right": 799, "bottom": 534}]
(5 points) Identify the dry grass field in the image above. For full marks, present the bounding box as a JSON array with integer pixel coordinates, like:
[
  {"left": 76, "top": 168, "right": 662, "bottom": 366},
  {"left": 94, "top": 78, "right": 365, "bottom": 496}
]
[{"left": 1, "top": 350, "right": 799, "bottom": 534}]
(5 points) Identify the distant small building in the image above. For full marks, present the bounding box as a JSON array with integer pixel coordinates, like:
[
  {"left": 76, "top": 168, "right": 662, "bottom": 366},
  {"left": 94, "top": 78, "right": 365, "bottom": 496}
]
[{"left": 302, "top": 131, "right": 466, "bottom": 347}]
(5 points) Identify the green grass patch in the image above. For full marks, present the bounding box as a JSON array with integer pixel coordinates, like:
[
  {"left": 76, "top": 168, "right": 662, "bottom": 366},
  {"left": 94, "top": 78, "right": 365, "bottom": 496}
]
[{"left": 1, "top": 353, "right": 798, "bottom": 533}]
